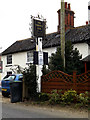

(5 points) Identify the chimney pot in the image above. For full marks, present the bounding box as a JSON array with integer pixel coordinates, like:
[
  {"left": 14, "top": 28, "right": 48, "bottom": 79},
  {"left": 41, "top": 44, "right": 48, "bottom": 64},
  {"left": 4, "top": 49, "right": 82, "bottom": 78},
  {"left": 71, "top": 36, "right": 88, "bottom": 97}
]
[
  {"left": 86, "top": 21, "right": 88, "bottom": 25},
  {"left": 65, "top": 2, "right": 67, "bottom": 9},
  {"left": 68, "top": 3, "right": 71, "bottom": 10}
]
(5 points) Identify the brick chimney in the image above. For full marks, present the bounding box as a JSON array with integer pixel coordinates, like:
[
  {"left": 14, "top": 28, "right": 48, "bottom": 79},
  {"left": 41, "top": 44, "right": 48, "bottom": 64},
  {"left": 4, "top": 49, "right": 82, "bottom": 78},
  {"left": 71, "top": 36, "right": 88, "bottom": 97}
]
[
  {"left": 68, "top": 3, "right": 71, "bottom": 10},
  {"left": 57, "top": 2, "right": 75, "bottom": 32},
  {"left": 65, "top": 2, "right": 67, "bottom": 9},
  {"left": 86, "top": 21, "right": 88, "bottom": 25}
]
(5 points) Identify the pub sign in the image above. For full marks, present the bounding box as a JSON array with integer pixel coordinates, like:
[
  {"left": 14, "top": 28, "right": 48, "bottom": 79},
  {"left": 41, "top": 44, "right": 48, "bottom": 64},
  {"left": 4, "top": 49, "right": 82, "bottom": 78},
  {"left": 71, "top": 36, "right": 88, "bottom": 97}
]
[{"left": 33, "top": 19, "right": 45, "bottom": 37}]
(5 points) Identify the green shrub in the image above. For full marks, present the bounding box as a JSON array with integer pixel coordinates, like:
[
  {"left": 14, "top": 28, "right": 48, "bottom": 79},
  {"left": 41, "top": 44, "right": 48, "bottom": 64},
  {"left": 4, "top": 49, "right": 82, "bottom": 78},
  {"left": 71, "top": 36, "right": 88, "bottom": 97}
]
[
  {"left": 78, "top": 91, "right": 89, "bottom": 105},
  {"left": 39, "top": 93, "right": 49, "bottom": 101},
  {"left": 49, "top": 89, "right": 62, "bottom": 104},
  {"left": 23, "top": 64, "right": 37, "bottom": 98},
  {"left": 61, "top": 89, "right": 77, "bottom": 104}
]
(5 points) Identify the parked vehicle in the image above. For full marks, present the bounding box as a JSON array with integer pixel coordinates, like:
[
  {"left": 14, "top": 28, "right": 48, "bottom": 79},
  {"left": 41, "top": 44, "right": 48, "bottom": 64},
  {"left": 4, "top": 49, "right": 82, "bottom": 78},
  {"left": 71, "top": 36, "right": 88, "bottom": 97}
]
[{"left": 1, "top": 74, "right": 23, "bottom": 97}]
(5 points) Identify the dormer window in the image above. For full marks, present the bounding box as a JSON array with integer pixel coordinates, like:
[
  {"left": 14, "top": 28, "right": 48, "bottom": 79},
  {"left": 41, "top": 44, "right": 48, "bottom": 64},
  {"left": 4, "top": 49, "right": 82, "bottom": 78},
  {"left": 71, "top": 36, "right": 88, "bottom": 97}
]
[{"left": 7, "top": 55, "right": 12, "bottom": 64}]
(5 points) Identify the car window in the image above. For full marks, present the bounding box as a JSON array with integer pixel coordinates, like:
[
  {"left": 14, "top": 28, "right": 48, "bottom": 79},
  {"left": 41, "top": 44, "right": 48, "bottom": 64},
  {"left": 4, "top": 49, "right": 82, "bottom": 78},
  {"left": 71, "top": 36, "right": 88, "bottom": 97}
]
[
  {"left": 3, "top": 75, "right": 10, "bottom": 79},
  {"left": 18, "top": 75, "right": 23, "bottom": 81},
  {"left": 4, "top": 75, "right": 16, "bottom": 81}
]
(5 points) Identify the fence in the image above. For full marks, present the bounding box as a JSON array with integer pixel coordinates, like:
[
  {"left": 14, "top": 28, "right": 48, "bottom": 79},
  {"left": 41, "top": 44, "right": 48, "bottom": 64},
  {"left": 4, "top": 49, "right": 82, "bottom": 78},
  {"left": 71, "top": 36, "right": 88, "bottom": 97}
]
[{"left": 41, "top": 70, "right": 90, "bottom": 94}]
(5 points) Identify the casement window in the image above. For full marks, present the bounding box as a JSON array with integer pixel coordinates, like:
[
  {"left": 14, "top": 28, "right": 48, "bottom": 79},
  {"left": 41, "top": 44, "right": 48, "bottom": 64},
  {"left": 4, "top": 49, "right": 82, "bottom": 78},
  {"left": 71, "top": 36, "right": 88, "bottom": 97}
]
[
  {"left": 7, "top": 71, "right": 12, "bottom": 75},
  {"left": 27, "top": 51, "right": 33, "bottom": 63},
  {"left": 7, "top": 71, "right": 12, "bottom": 77},
  {"left": 7, "top": 54, "right": 12, "bottom": 64}
]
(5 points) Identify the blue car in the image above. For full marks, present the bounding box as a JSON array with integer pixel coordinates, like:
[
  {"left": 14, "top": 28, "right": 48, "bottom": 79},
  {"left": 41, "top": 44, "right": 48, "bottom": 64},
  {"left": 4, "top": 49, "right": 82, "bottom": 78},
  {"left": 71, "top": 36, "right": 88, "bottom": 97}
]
[{"left": 1, "top": 74, "right": 23, "bottom": 97}]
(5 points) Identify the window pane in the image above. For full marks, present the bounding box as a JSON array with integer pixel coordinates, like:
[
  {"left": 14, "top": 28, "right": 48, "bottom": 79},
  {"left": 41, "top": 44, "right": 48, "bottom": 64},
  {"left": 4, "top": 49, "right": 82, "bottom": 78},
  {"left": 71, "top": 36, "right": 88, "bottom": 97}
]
[
  {"left": 19, "top": 75, "right": 23, "bottom": 81},
  {"left": 27, "top": 51, "right": 33, "bottom": 63},
  {"left": 7, "top": 55, "right": 12, "bottom": 64}
]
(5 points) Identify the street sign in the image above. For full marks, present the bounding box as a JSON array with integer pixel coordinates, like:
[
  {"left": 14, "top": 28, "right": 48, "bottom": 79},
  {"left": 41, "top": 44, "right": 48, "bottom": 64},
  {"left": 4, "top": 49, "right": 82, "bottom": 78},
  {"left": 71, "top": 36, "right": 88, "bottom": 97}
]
[
  {"left": 38, "top": 52, "right": 43, "bottom": 65},
  {"left": 33, "top": 51, "right": 48, "bottom": 65},
  {"left": 32, "top": 19, "right": 45, "bottom": 37}
]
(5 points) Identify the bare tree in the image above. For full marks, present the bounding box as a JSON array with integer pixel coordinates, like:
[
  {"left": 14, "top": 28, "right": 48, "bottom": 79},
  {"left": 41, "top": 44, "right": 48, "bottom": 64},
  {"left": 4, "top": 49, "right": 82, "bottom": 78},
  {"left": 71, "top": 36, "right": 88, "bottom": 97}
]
[{"left": 10, "top": 65, "right": 24, "bottom": 74}]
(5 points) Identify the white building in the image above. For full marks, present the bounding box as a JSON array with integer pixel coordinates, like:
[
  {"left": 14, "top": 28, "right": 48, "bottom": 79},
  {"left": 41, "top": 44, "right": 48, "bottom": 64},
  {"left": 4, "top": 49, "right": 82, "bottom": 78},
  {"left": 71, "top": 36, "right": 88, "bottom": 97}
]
[
  {"left": 1, "top": 2, "right": 90, "bottom": 79},
  {"left": 1, "top": 24, "right": 90, "bottom": 79}
]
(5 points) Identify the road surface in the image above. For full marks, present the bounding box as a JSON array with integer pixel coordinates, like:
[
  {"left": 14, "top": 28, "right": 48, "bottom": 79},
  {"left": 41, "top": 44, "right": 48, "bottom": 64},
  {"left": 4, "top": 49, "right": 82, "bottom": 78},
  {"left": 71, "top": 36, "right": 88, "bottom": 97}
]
[{"left": 0, "top": 93, "right": 89, "bottom": 119}]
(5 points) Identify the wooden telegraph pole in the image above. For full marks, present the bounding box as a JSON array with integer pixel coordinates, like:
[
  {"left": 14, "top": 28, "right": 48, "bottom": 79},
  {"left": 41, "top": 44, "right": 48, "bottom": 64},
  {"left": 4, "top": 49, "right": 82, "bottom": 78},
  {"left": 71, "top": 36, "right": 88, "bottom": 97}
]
[{"left": 60, "top": 0, "right": 65, "bottom": 68}]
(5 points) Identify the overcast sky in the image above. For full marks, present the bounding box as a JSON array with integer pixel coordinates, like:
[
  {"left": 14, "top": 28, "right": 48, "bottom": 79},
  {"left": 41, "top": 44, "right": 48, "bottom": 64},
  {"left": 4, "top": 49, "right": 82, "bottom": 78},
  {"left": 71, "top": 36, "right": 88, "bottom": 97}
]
[{"left": 0, "top": 0, "right": 89, "bottom": 51}]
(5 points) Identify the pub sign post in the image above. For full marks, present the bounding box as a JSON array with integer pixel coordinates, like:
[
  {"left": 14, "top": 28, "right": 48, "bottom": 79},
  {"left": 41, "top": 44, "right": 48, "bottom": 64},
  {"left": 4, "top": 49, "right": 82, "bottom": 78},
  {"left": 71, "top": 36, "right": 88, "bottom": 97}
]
[{"left": 30, "top": 16, "right": 48, "bottom": 92}]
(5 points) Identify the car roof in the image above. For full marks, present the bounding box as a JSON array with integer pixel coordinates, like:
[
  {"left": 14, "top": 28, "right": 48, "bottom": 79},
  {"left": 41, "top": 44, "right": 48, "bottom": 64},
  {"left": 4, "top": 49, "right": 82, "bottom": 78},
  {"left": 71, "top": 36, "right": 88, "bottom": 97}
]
[{"left": 11, "top": 74, "right": 23, "bottom": 76}]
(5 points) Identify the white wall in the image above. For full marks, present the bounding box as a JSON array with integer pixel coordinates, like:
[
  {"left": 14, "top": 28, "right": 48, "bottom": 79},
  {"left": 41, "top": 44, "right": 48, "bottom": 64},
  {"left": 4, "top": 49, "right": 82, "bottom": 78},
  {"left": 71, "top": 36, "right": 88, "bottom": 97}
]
[
  {"left": 73, "top": 43, "right": 89, "bottom": 59},
  {"left": 43, "top": 47, "right": 57, "bottom": 57},
  {"left": 43, "top": 43, "right": 89, "bottom": 60},
  {"left": 1, "top": 52, "right": 27, "bottom": 79},
  {"left": 13, "top": 52, "right": 26, "bottom": 68},
  {"left": 1, "top": 47, "right": 57, "bottom": 79},
  {"left": 1, "top": 42, "right": 89, "bottom": 79},
  {"left": 89, "top": 45, "right": 90, "bottom": 55}
]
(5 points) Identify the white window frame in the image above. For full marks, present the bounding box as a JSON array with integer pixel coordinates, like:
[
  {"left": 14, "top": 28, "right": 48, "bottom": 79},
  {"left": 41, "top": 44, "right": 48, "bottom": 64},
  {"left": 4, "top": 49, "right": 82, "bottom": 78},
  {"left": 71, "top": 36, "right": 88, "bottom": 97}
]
[
  {"left": 7, "top": 54, "right": 12, "bottom": 65},
  {"left": 27, "top": 51, "right": 33, "bottom": 64}
]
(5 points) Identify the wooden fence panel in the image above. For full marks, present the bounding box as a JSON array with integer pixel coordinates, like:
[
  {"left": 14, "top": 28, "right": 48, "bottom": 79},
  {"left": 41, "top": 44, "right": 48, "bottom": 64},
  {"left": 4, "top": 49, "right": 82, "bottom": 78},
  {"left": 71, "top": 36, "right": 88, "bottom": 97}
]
[{"left": 41, "top": 70, "right": 90, "bottom": 94}]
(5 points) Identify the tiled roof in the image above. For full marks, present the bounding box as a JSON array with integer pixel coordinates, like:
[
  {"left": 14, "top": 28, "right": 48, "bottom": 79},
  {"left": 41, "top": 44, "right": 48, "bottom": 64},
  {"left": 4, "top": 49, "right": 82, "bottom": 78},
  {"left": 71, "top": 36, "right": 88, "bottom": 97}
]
[
  {"left": 2, "top": 38, "right": 36, "bottom": 55},
  {"left": 2, "top": 24, "right": 90, "bottom": 55}
]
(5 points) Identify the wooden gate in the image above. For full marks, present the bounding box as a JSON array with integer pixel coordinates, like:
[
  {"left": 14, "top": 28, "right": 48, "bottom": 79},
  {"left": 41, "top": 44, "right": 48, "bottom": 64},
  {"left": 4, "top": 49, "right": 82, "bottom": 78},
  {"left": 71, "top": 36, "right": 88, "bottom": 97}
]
[{"left": 41, "top": 70, "right": 90, "bottom": 93}]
